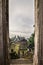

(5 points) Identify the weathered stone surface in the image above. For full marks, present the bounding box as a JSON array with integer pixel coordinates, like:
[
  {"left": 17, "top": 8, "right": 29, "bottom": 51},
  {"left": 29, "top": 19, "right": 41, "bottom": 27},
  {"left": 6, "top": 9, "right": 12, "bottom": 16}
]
[
  {"left": 0, "top": 0, "right": 4, "bottom": 65},
  {"left": 0, "top": 0, "right": 9, "bottom": 65},
  {"left": 0, "top": 0, "right": 43, "bottom": 65},
  {"left": 33, "top": 0, "right": 43, "bottom": 65}
]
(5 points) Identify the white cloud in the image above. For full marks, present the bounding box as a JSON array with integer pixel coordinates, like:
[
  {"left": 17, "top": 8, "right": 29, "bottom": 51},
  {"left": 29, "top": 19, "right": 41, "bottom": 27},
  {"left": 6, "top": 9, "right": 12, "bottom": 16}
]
[{"left": 9, "top": 0, "right": 34, "bottom": 38}]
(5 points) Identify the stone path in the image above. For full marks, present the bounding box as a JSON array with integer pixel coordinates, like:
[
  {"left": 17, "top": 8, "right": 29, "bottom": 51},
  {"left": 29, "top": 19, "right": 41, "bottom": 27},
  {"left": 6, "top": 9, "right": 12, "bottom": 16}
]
[{"left": 10, "top": 58, "right": 33, "bottom": 65}]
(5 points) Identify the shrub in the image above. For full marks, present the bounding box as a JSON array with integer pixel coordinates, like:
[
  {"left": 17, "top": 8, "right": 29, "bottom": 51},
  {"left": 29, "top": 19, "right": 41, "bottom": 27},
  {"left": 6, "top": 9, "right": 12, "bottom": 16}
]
[{"left": 9, "top": 51, "right": 20, "bottom": 59}]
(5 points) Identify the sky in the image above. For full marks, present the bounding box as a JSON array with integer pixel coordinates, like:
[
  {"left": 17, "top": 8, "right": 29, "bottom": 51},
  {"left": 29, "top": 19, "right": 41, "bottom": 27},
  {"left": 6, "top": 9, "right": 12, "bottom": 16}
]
[{"left": 9, "top": 0, "right": 34, "bottom": 38}]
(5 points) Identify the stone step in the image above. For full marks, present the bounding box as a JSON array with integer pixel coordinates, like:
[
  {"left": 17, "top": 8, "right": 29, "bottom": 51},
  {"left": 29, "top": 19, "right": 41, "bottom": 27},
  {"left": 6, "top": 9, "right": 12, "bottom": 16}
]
[
  {"left": 10, "top": 64, "right": 33, "bottom": 65},
  {"left": 10, "top": 59, "right": 33, "bottom": 64}
]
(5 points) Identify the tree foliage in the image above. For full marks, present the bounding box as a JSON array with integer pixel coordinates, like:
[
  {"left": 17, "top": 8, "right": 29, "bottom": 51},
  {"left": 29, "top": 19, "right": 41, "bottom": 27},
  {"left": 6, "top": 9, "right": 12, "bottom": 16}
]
[{"left": 27, "top": 33, "right": 34, "bottom": 49}]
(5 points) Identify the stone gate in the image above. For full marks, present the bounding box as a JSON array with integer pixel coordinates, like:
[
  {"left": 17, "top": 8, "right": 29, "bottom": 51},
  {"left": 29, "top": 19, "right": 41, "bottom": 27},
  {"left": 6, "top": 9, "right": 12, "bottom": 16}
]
[{"left": 0, "top": 0, "right": 43, "bottom": 65}]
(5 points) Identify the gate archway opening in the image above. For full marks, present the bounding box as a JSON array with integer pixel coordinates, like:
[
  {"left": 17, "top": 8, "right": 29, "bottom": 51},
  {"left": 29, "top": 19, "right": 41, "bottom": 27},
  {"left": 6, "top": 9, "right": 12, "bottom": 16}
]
[{"left": 9, "top": 0, "right": 34, "bottom": 64}]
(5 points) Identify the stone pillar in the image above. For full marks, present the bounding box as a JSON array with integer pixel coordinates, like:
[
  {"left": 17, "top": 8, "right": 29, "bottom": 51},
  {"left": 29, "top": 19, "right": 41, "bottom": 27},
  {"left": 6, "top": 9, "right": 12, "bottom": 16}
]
[
  {"left": 33, "top": 0, "right": 43, "bottom": 65},
  {"left": 39, "top": 0, "right": 43, "bottom": 64},
  {"left": 0, "top": 0, "right": 9, "bottom": 65}
]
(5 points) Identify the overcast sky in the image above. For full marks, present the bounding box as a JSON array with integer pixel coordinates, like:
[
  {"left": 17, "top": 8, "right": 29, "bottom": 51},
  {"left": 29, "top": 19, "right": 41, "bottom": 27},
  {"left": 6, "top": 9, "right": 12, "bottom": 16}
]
[{"left": 9, "top": 0, "right": 34, "bottom": 38}]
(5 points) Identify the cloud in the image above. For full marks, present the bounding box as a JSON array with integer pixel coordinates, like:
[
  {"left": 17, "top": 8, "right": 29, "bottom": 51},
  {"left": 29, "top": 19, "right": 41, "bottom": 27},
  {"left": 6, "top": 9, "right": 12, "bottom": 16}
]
[{"left": 9, "top": 0, "right": 34, "bottom": 38}]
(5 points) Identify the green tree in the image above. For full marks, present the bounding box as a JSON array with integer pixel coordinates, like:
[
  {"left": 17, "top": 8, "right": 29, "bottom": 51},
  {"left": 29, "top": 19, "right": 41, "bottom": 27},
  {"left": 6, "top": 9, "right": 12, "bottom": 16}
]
[{"left": 27, "top": 33, "right": 34, "bottom": 49}]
